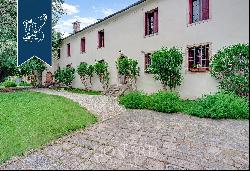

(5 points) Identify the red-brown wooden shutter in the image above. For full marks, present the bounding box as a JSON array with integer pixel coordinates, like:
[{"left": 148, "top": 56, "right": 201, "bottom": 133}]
[
  {"left": 98, "top": 32, "right": 101, "bottom": 48},
  {"left": 202, "top": 0, "right": 209, "bottom": 20},
  {"left": 189, "top": 0, "right": 193, "bottom": 24},
  {"left": 102, "top": 32, "right": 105, "bottom": 47},
  {"left": 67, "top": 44, "right": 70, "bottom": 57},
  {"left": 145, "top": 13, "right": 148, "bottom": 36},
  {"left": 154, "top": 8, "right": 159, "bottom": 33},
  {"left": 81, "top": 38, "right": 85, "bottom": 52},
  {"left": 145, "top": 54, "right": 149, "bottom": 71},
  {"left": 205, "top": 45, "right": 209, "bottom": 69}
]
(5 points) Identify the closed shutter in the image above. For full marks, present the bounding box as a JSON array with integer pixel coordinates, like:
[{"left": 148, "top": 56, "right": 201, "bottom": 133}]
[
  {"left": 154, "top": 8, "right": 158, "bottom": 33},
  {"left": 189, "top": 0, "right": 193, "bottom": 24},
  {"left": 145, "top": 13, "right": 148, "bottom": 36},
  {"left": 202, "top": 0, "right": 209, "bottom": 20}
]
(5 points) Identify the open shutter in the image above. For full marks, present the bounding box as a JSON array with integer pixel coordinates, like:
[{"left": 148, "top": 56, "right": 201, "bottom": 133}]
[
  {"left": 202, "top": 0, "right": 209, "bottom": 20},
  {"left": 154, "top": 8, "right": 158, "bottom": 33},
  {"left": 145, "top": 54, "right": 149, "bottom": 71},
  {"left": 189, "top": 0, "right": 193, "bottom": 24},
  {"left": 205, "top": 45, "right": 210, "bottom": 69},
  {"left": 102, "top": 32, "right": 105, "bottom": 47},
  {"left": 145, "top": 13, "right": 148, "bottom": 36},
  {"left": 98, "top": 32, "right": 101, "bottom": 48}
]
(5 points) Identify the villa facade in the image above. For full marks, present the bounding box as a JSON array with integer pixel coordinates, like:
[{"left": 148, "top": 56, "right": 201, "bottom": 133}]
[{"left": 44, "top": 0, "right": 249, "bottom": 99}]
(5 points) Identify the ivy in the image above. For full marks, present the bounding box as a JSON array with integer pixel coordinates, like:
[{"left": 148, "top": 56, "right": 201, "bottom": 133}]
[
  {"left": 210, "top": 43, "right": 249, "bottom": 97},
  {"left": 77, "top": 62, "right": 95, "bottom": 90},
  {"left": 149, "top": 47, "right": 183, "bottom": 91},
  {"left": 94, "top": 60, "right": 110, "bottom": 91},
  {"left": 116, "top": 55, "right": 140, "bottom": 89}
]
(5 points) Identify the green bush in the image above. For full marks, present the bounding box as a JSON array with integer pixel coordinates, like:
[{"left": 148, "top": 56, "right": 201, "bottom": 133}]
[
  {"left": 18, "top": 81, "right": 31, "bottom": 87},
  {"left": 119, "top": 91, "right": 149, "bottom": 109},
  {"left": 3, "top": 80, "right": 17, "bottom": 88},
  {"left": 210, "top": 44, "right": 249, "bottom": 97},
  {"left": 54, "top": 67, "right": 75, "bottom": 87},
  {"left": 186, "top": 92, "right": 249, "bottom": 119},
  {"left": 149, "top": 91, "right": 181, "bottom": 113}
]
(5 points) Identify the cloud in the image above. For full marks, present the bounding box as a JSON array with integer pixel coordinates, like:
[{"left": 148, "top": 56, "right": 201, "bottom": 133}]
[
  {"left": 55, "top": 16, "right": 97, "bottom": 38},
  {"left": 101, "top": 8, "right": 115, "bottom": 16},
  {"left": 62, "top": 3, "right": 80, "bottom": 15}
]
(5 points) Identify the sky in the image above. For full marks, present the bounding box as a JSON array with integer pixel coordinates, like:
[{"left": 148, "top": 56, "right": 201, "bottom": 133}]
[{"left": 55, "top": 0, "right": 139, "bottom": 37}]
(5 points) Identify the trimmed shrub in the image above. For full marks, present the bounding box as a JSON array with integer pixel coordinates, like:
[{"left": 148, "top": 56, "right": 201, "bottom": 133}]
[
  {"left": 149, "top": 91, "right": 182, "bottom": 113},
  {"left": 186, "top": 92, "right": 249, "bottom": 119},
  {"left": 3, "top": 80, "right": 17, "bottom": 88},
  {"left": 119, "top": 91, "right": 149, "bottom": 109},
  {"left": 210, "top": 44, "right": 249, "bottom": 97},
  {"left": 18, "top": 81, "right": 31, "bottom": 87},
  {"left": 54, "top": 67, "right": 75, "bottom": 87}
]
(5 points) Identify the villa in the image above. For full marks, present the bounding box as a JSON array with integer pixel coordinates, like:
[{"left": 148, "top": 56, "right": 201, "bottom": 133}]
[{"left": 45, "top": 0, "right": 249, "bottom": 99}]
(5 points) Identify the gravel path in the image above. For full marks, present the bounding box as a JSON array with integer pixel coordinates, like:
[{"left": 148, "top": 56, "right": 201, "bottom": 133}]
[{"left": 0, "top": 89, "right": 249, "bottom": 170}]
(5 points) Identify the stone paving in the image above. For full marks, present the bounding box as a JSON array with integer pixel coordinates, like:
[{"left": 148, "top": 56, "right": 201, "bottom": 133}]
[{"left": 0, "top": 89, "right": 249, "bottom": 170}]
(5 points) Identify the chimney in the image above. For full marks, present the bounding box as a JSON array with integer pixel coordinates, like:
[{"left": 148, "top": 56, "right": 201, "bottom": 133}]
[{"left": 73, "top": 21, "right": 81, "bottom": 34}]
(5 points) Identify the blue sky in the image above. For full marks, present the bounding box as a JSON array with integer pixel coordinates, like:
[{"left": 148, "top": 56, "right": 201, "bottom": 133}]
[{"left": 56, "top": 0, "right": 139, "bottom": 37}]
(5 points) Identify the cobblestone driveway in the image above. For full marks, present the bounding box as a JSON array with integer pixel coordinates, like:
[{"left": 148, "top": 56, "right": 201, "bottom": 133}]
[{"left": 0, "top": 89, "right": 249, "bottom": 170}]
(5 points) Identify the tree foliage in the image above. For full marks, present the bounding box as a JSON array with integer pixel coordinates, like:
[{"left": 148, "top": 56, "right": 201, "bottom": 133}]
[
  {"left": 77, "top": 62, "right": 95, "bottom": 90},
  {"left": 150, "top": 47, "right": 183, "bottom": 90},
  {"left": 54, "top": 66, "right": 75, "bottom": 87},
  {"left": 210, "top": 43, "right": 249, "bottom": 97},
  {"left": 116, "top": 55, "right": 140, "bottom": 89},
  {"left": 94, "top": 60, "right": 110, "bottom": 91}
]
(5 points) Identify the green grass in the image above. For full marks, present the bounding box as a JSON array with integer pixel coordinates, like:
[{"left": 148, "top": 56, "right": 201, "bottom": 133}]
[
  {"left": 52, "top": 87, "right": 101, "bottom": 95},
  {"left": 0, "top": 91, "right": 97, "bottom": 164}
]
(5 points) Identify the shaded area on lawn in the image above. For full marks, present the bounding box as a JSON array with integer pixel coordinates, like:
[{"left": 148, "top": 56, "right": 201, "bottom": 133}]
[
  {"left": 0, "top": 91, "right": 97, "bottom": 164},
  {"left": 51, "top": 87, "right": 101, "bottom": 96}
]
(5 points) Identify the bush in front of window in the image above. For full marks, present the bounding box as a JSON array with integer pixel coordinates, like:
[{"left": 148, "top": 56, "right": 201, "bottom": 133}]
[
  {"left": 150, "top": 47, "right": 183, "bottom": 91},
  {"left": 210, "top": 43, "right": 249, "bottom": 98},
  {"left": 186, "top": 92, "right": 249, "bottom": 120},
  {"left": 148, "top": 91, "right": 182, "bottom": 113},
  {"left": 54, "top": 67, "right": 75, "bottom": 87},
  {"left": 119, "top": 91, "right": 149, "bottom": 109},
  {"left": 3, "top": 80, "right": 17, "bottom": 88},
  {"left": 77, "top": 62, "right": 95, "bottom": 90},
  {"left": 94, "top": 60, "right": 110, "bottom": 91}
]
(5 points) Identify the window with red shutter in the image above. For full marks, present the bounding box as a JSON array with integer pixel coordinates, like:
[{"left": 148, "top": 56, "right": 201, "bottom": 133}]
[
  {"left": 67, "top": 43, "right": 71, "bottom": 57},
  {"left": 189, "top": 0, "right": 210, "bottom": 24},
  {"left": 81, "top": 38, "right": 86, "bottom": 53},
  {"left": 98, "top": 30, "right": 105, "bottom": 48},
  {"left": 188, "top": 44, "right": 210, "bottom": 72},
  {"left": 145, "top": 8, "right": 158, "bottom": 36},
  {"left": 145, "top": 53, "right": 152, "bottom": 73}
]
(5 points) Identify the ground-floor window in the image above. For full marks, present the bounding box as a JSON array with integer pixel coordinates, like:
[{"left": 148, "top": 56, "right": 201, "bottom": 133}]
[
  {"left": 188, "top": 44, "right": 210, "bottom": 72},
  {"left": 145, "top": 53, "right": 152, "bottom": 73}
]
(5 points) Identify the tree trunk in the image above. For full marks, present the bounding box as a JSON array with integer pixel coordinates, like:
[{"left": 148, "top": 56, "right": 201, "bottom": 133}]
[{"left": 36, "top": 71, "right": 43, "bottom": 88}]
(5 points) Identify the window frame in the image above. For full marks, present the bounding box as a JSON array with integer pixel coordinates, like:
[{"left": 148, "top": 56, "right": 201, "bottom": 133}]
[
  {"left": 80, "top": 37, "right": 86, "bottom": 53},
  {"left": 188, "top": 0, "right": 210, "bottom": 25},
  {"left": 98, "top": 30, "right": 105, "bottom": 48},
  {"left": 145, "top": 8, "right": 159, "bottom": 37},
  {"left": 67, "top": 43, "right": 71, "bottom": 57},
  {"left": 187, "top": 43, "right": 211, "bottom": 72},
  {"left": 145, "top": 53, "right": 152, "bottom": 73}
]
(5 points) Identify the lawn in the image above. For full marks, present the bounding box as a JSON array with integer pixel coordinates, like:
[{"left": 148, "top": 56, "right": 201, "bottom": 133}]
[{"left": 0, "top": 91, "right": 97, "bottom": 164}]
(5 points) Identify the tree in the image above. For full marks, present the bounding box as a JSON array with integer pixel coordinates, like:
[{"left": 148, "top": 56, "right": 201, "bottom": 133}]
[
  {"left": 116, "top": 55, "right": 140, "bottom": 89},
  {"left": 54, "top": 66, "right": 75, "bottom": 87},
  {"left": 150, "top": 47, "right": 183, "bottom": 91},
  {"left": 77, "top": 62, "right": 95, "bottom": 90},
  {"left": 94, "top": 60, "right": 110, "bottom": 91},
  {"left": 210, "top": 43, "right": 249, "bottom": 97}
]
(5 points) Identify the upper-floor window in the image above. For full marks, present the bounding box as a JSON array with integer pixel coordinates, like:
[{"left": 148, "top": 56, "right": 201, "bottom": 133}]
[
  {"left": 189, "top": 0, "right": 209, "bottom": 24},
  {"left": 67, "top": 43, "right": 71, "bottom": 57},
  {"left": 188, "top": 44, "right": 210, "bottom": 72},
  {"left": 145, "top": 53, "right": 152, "bottom": 73},
  {"left": 98, "top": 30, "right": 105, "bottom": 48},
  {"left": 145, "top": 8, "right": 158, "bottom": 36},
  {"left": 81, "top": 38, "right": 86, "bottom": 53}
]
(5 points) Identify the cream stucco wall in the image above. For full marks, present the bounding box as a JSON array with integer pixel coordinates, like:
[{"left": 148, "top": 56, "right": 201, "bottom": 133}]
[{"left": 53, "top": 0, "right": 249, "bottom": 99}]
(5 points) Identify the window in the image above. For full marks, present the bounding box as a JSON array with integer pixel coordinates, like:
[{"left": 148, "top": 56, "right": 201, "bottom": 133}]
[
  {"left": 189, "top": 0, "right": 209, "bottom": 24},
  {"left": 98, "top": 30, "right": 105, "bottom": 48},
  {"left": 145, "top": 53, "right": 152, "bottom": 73},
  {"left": 81, "top": 38, "right": 86, "bottom": 53},
  {"left": 145, "top": 8, "right": 158, "bottom": 36},
  {"left": 188, "top": 44, "right": 210, "bottom": 72},
  {"left": 57, "top": 49, "right": 61, "bottom": 59},
  {"left": 67, "top": 43, "right": 71, "bottom": 57}
]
